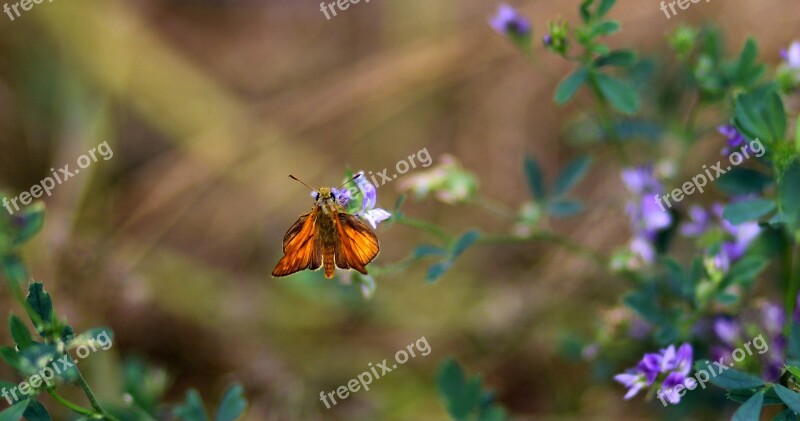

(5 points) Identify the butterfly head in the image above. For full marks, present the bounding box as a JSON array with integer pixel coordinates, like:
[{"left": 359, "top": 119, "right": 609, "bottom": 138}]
[{"left": 315, "top": 187, "right": 335, "bottom": 204}]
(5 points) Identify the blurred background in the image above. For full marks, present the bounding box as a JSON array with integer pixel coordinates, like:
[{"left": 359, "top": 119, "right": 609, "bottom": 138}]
[{"left": 0, "top": 0, "right": 799, "bottom": 419}]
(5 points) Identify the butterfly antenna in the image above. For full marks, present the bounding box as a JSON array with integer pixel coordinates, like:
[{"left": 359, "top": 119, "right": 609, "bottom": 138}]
[
  {"left": 336, "top": 173, "right": 362, "bottom": 189},
  {"left": 289, "top": 175, "right": 318, "bottom": 193}
]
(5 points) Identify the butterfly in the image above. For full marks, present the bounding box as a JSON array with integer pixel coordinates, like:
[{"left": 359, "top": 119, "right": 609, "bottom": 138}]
[{"left": 272, "top": 174, "right": 380, "bottom": 279}]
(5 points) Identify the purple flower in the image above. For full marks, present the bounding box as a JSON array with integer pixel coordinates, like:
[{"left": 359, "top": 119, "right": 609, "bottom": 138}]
[
  {"left": 718, "top": 124, "right": 753, "bottom": 156},
  {"left": 674, "top": 343, "right": 693, "bottom": 375},
  {"left": 621, "top": 166, "right": 662, "bottom": 195},
  {"left": 331, "top": 187, "right": 351, "bottom": 207},
  {"left": 680, "top": 205, "right": 711, "bottom": 237},
  {"left": 761, "top": 303, "right": 785, "bottom": 337},
  {"left": 615, "top": 343, "right": 694, "bottom": 403},
  {"left": 622, "top": 166, "right": 671, "bottom": 265},
  {"left": 781, "top": 41, "right": 800, "bottom": 68},
  {"left": 662, "top": 372, "right": 696, "bottom": 404},
  {"left": 355, "top": 172, "right": 377, "bottom": 213},
  {"left": 354, "top": 171, "right": 391, "bottom": 229},
  {"left": 489, "top": 4, "right": 531, "bottom": 37},
  {"left": 713, "top": 317, "right": 741, "bottom": 346},
  {"left": 543, "top": 34, "right": 552, "bottom": 46}
]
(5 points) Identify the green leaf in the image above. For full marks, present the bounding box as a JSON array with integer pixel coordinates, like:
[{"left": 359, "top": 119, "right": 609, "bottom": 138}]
[
  {"left": 787, "top": 365, "right": 800, "bottom": 380},
  {"left": 453, "top": 231, "right": 480, "bottom": 257},
  {"left": 716, "top": 168, "right": 772, "bottom": 196},
  {"left": 773, "top": 408, "right": 798, "bottom": 421},
  {"left": 26, "top": 282, "right": 53, "bottom": 333},
  {"left": 413, "top": 245, "right": 449, "bottom": 259},
  {"left": 579, "top": 0, "right": 594, "bottom": 22},
  {"left": 789, "top": 322, "right": 800, "bottom": 360},
  {"left": 437, "top": 359, "right": 481, "bottom": 420},
  {"left": 596, "top": 0, "right": 616, "bottom": 17},
  {"left": 0, "top": 347, "right": 22, "bottom": 371},
  {"left": 8, "top": 315, "right": 33, "bottom": 350},
  {"left": 426, "top": 261, "right": 452, "bottom": 283},
  {"left": 175, "top": 390, "right": 209, "bottom": 421},
  {"left": 22, "top": 400, "right": 51, "bottom": 421},
  {"left": 694, "top": 362, "right": 764, "bottom": 389},
  {"left": 591, "top": 21, "right": 620, "bottom": 37},
  {"left": 729, "top": 387, "right": 783, "bottom": 405},
  {"left": 523, "top": 156, "right": 547, "bottom": 201},
  {"left": 554, "top": 67, "right": 589, "bottom": 105},
  {"left": 554, "top": 156, "right": 591, "bottom": 195},
  {"left": 438, "top": 359, "right": 465, "bottom": 404},
  {"left": 734, "top": 87, "right": 786, "bottom": 143},
  {"left": 11, "top": 203, "right": 45, "bottom": 247},
  {"left": 773, "top": 384, "right": 800, "bottom": 413},
  {"left": 779, "top": 161, "right": 800, "bottom": 230},
  {"left": 722, "top": 256, "right": 767, "bottom": 287},
  {"left": 593, "top": 72, "right": 640, "bottom": 114},
  {"left": 0, "top": 400, "right": 30, "bottom": 421},
  {"left": 547, "top": 200, "right": 584, "bottom": 217},
  {"left": 795, "top": 114, "right": 800, "bottom": 152},
  {"left": 732, "top": 38, "right": 765, "bottom": 88},
  {"left": 723, "top": 199, "right": 776, "bottom": 225},
  {"left": 594, "top": 50, "right": 637, "bottom": 68},
  {"left": 732, "top": 391, "right": 763, "bottom": 421},
  {"left": 215, "top": 384, "right": 247, "bottom": 421}
]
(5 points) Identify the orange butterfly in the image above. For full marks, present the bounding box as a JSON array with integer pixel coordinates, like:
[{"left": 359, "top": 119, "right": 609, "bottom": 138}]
[{"left": 272, "top": 175, "right": 380, "bottom": 279}]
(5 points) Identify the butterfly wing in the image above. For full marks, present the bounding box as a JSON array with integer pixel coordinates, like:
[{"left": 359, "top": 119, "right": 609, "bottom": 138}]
[
  {"left": 272, "top": 209, "right": 322, "bottom": 277},
  {"left": 334, "top": 213, "right": 380, "bottom": 274}
]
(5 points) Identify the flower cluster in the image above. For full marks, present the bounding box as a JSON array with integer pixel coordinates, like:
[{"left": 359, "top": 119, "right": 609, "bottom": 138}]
[
  {"left": 543, "top": 21, "right": 570, "bottom": 56},
  {"left": 332, "top": 171, "right": 391, "bottom": 229},
  {"left": 710, "top": 302, "right": 785, "bottom": 382},
  {"left": 778, "top": 40, "right": 800, "bottom": 90},
  {"left": 398, "top": 155, "right": 478, "bottom": 204},
  {"left": 680, "top": 203, "right": 760, "bottom": 274},
  {"left": 614, "top": 343, "right": 694, "bottom": 404},
  {"left": 621, "top": 165, "right": 672, "bottom": 266},
  {"left": 488, "top": 4, "right": 531, "bottom": 38}
]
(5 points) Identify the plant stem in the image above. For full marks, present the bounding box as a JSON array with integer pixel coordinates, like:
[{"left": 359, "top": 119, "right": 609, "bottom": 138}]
[
  {"left": 46, "top": 389, "right": 96, "bottom": 418},
  {"left": 787, "top": 241, "right": 800, "bottom": 322},
  {"left": 392, "top": 215, "right": 451, "bottom": 243},
  {"left": 75, "top": 369, "right": 121, "bottom": 421}
]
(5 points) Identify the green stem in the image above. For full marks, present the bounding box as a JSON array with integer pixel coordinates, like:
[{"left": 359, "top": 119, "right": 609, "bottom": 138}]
[
  {"left": 787, "top": 241, "right": 800, "bottom": 323},
  {"left": 46, "top": 389, "right": 96, "bottom": 418},
  {"left": 392, "top": 215, "right": 451, "bottom": 242},
  {"left": 474, "top": 196, "right": 517, "bottom": 221},
  {"left": 75, "top": 369, "right": 120, "bottom": 421}
]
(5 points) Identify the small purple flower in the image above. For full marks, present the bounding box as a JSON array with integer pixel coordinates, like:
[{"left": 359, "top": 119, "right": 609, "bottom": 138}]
[
  {"left": 674, "top": 343, "right": 693, "bottom": 375},
  {"left": 354, "top": 171, "right": 391, "bottom": 229},
  {"left": 355, "top": 172, "right": 377, "bottom": 213},
  {"left": 543, "top": 34, "right": 552, "bottom": 46},
  {"left": 781, "top": 41, "right": 800, "bottom": 69},
  {"left": 680, "top": 205, "right": 711, "bottom": 237},
  {"left": 621, "top": 166, "right": 662, "bottom": 195},
  {"left": 718, "top": 124, "right": 752, "bottom": 156},
  {"left": 489, "top": 4, "right": 531, "bottom": 37},
  {"left": 331, "top": 187, "right": 351, "bottom": 207},
  {"left": 713, "top": 317, "right": 741, "bottom": 346},
  {"left": 361, "top": 208, "right": 391, "bottom": 229},
  {"left": 621, "top": 165, "right": 671, "bottom": 266},
  {"left": 662, "top": 372, "right": 696, "bottom": 404},
  {"left": 761, "top": 303, "right": 785, "bottom": 337},
  {"left": 615, "top": 343, "right": 695, "bottom": 403},
  {"left": 614, "top": 372, "right": 649, "bottom": 400}
]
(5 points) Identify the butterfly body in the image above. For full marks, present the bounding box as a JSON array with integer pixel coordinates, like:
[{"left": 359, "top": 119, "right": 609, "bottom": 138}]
[{"left": 272, "top": 186, "right": 380, "bottom": 279}]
